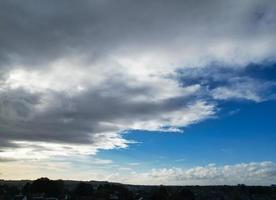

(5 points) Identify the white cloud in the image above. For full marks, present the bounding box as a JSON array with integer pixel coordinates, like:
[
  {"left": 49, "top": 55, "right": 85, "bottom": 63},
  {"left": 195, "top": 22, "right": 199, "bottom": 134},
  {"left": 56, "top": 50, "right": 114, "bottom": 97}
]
[
  {"left": 211, "top": 77, "right": 276, "bottom": 102},
  {"left": 140, "top": 162, "right": 276, "bottom": 185},
  {"left": 1, "top": 159, "right": 275, "bottom": 185},
  {"left": 108, "top": 161, "right": 276, "bottom": 185}
]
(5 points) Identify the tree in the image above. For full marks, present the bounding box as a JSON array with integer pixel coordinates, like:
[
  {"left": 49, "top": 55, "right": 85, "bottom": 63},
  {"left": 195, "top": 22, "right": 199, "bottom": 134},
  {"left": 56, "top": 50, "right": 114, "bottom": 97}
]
[
  {"left": 95, "top": 184, "right": 134, "bottom": 200},
  {"left": 74, "top": 182, "right": 94, "bottom": 196},
  {"left": 172, "top": 188, "right": 195, "bottom": 200},
  {"left": 150, "top": 186, "right": 169, "bottom": 200},
  {"left": 29, "top": 178, "right": 64, "bottom": 197}
]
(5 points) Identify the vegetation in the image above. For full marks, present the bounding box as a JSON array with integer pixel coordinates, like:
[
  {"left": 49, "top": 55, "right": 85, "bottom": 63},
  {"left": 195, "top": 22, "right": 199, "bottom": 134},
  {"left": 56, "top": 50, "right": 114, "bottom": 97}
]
[{"left": 0, "top": 178, "right": 276, "bottom": 200}]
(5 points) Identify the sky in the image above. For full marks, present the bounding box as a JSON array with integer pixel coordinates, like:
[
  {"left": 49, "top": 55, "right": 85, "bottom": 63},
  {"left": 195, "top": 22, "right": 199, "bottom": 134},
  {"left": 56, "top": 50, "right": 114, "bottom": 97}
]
[{"left": 0, "top": 0, "right": 276, "bottom": 185}]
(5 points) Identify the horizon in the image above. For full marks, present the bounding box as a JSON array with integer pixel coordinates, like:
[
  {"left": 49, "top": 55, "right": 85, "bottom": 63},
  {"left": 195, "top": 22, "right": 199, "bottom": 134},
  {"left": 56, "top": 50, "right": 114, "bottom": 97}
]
[
  {"left": 0, "top": 0, "right": 276, "bottom": 186},
  {"left": 1, "top": 177, "right": 275, "bottom": 187}
]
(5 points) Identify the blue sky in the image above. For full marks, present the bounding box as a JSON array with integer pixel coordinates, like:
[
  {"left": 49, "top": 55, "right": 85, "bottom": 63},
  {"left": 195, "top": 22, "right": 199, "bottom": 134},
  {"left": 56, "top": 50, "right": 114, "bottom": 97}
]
[
  {"left": 94, "top": 63, "right": 276, "bottom": 185},
  {"left": 0, "top": 0, "right": 276, "bottom": 185},
  {"left": 104, "top": 99, "right": 276, "bottom": 167}
]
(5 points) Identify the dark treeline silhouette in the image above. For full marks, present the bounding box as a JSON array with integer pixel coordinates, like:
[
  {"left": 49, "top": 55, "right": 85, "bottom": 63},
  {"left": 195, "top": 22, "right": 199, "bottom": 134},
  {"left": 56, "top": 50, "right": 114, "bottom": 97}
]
[
  {"left": 22, "top": 178, "right": 64, "bottom": 198},
  {"left": 74, "top": 182, "right": 94, "bottom": 197},
  {"left": 150, "top": 185, "right": 194, "bottom": 200},
  {"left": 0, "top": 184, "right": 19, "bottom": 197},
  {"left": 0, "top": 178, "right": 276, "bottom": 200}
]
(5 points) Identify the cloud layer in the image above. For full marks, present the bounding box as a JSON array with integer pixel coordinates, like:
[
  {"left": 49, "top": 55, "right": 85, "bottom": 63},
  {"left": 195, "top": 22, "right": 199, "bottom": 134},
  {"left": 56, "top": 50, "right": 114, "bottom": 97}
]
[
  {"left": 0, "top": 0, "right": 276, "bottom": 159},
  {"left": 1, "top": 160, "right": 276, "bottom": 185},
  {"left": 143, "top": 162, "right": 276, "bottom": 185}
]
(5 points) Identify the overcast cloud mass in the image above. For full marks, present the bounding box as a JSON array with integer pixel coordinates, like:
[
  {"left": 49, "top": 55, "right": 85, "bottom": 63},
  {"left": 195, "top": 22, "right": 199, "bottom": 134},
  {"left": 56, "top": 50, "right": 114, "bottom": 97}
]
[{"left": 0, "top": 0, "right": 276, "bottom": 184}]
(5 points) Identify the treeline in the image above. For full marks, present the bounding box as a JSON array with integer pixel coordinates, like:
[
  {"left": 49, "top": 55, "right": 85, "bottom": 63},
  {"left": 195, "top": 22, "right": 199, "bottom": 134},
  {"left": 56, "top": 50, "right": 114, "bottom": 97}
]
[
  {"left": 0, "top": 178, "right": 196, "bottom": 200},
  {"left": 0, "top": 184, "right": 19, "bottom": 196},
  {"left": 22, "top": 178, "right": 64, "bottom": 198},
  {"left": 1, "top": 178, "right": 276, "bottom": 200},
  {"left": 13, "top": 178, "right": 134, "bottom": 200}
]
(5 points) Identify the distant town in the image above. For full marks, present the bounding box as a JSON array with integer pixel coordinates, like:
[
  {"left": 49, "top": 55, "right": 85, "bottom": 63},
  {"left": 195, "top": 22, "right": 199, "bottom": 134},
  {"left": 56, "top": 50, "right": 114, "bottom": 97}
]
[{"left": 0, "top": 178, "right": 276, "bottom": 200}]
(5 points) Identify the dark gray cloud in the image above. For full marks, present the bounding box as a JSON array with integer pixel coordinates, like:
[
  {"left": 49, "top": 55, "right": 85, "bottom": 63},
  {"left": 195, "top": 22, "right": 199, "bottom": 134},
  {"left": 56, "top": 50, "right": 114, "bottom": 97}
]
[
  {"left": 0, "top": 79, "right": 210, "bottom": 147},
  {"left": 0, "top": 0, "right": 276, "bottom": 69}
]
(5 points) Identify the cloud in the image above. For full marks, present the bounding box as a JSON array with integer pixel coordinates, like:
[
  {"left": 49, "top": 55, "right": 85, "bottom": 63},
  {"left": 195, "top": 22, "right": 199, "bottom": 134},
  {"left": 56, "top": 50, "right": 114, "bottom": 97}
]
[
  {"left": 177, "top": 66, "right": 276, "bottom": 102},
  {"left": 0, "top": 78, "right": 214, "bottom": 157},
  {"left": 211, "top": 77, "right": 276, "bottom": 102},
  {"left": 1, "top": 0, "right": 276, "bottom": 69},
  {"left": 0, "top": 0, "right": 276, "bottom": 158},
  {"left": 1, "top": 158, "right": 275, "bottom": 185},
  {"left": 115, "top": 161, "right": 276, "bottom": 185},
  {"left": 0, "top": 157, "right": 17, "bottom": 163},
  {"left": 144, "top": 162, "right": 276, "bottom": 185}
]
